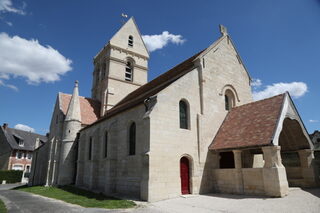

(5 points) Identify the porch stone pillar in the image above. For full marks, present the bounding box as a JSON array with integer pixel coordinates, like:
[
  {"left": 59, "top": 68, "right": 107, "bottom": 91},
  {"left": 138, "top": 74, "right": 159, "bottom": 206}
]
[
  {"left": 299, "top": 149, "right": 313, "bottom": 168},
  {"left": 233, "top": 150, "right": 242, "bottom": 169},
  {"left": 262, "top": 146, "right": 283, "bottom": 168},
  {"left": 211, "top": 152, "right": 221, "bottom": 192},
  {"left": 232, "top": 150, "right": 243, "bottom": 193},
  {"left": 298, "top": 149, "right": 318, "bottom": 187},
  {"left": 262, "top": 146, "right": 289, "bottom": 197}
]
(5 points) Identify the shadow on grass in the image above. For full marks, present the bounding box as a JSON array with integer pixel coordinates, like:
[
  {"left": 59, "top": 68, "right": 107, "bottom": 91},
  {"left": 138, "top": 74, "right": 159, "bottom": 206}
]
[
  {"left": 12, "top": 185, "right": 29, "bottom": 190},
  {"left": 13, "top": 185, "right": 136, "bottom": 209},
  {"left": 14, "top": 185, "right": 118, "bottom": 201},
  {"left": 58, "top": 185, "right": 119, "bottom": 201}
]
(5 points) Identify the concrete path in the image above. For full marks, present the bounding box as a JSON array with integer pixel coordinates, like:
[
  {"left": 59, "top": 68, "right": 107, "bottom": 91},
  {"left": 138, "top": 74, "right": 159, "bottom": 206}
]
[
  {"left": 132, "top": 187, "right": 320, "bottom": 213},
  {"left": 0, "top": 185, "right": 319, "bottom": 213}
]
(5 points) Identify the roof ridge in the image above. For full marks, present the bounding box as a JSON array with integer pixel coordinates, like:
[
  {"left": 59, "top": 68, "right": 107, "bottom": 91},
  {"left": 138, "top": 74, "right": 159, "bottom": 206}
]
[
  {"left": 232, "top": 93, "right": 285, "bottom": 110},
  {"left": 113, "top": 48, "right": 206, "bottom": 108},
  {"left": 59, "top": 92, "right": 100, "bottom": 102},
  {"left": 7, "top": 127, "right": 46, "bottom": 137}
]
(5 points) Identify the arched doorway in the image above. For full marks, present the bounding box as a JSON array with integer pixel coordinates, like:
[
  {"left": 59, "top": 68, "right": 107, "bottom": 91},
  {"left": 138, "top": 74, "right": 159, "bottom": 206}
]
[
  {"left": 279, "top": 118, "right": 311, "bottom": 186},
  {"left": 180, "top": 157, "right": 190, "bottom": 194}
]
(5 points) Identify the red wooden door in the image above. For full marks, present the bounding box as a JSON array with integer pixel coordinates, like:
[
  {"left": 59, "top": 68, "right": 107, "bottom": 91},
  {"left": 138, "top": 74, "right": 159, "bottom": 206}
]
[{"left": 180, "top": 157, "right": 190, "bottom": 194}]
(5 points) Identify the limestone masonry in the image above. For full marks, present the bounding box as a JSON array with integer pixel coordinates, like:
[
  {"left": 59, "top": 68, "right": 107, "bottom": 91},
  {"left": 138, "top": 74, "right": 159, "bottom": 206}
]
[{"left": 29, "top": 17, "right": 319, "bottom": 202}]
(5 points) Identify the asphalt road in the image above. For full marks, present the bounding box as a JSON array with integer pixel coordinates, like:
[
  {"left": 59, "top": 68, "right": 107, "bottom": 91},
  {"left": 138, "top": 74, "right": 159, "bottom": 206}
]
[{"left": 0, "top": 184, "right": 116, "bottom": 213}]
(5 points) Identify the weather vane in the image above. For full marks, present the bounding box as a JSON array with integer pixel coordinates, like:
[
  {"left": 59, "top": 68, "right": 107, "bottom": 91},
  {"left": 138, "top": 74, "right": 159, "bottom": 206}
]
[{"left": 121, "top": 13, "right": 128, "bottom": 25}]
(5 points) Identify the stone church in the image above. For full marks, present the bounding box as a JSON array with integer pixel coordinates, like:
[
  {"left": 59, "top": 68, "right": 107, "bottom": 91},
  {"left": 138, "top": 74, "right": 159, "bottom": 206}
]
[{"left": 29, "top": 17, "right": 319, "bottom": 202}]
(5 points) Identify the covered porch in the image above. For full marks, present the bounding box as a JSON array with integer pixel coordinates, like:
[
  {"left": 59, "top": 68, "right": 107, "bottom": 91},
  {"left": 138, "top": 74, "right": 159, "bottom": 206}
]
[{"left": 208, "top": 93, "right": 318, "bottom": 197}]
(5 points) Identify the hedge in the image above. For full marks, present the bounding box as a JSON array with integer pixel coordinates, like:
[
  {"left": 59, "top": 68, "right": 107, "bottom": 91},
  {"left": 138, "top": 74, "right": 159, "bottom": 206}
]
[{"left": 0, "top": 170, "right": 23, "bottom": 183}]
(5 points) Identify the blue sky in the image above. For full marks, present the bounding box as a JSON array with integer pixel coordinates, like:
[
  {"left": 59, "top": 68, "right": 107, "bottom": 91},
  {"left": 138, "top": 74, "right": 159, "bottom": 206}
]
[{"left": 0, "top": 0, "right": 319, "bottom": 135}]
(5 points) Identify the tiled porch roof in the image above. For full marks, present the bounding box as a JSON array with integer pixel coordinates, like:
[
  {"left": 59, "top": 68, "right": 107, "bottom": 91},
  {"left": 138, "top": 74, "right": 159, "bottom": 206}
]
[{"left": 209, "top": 94, "right": 285, "bottom": 151}]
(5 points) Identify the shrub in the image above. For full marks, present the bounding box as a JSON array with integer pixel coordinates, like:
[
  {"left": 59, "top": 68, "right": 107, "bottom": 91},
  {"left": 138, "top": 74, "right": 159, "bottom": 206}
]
[{"left": 0, "top": 170, "right": 23, "bottom": 183}]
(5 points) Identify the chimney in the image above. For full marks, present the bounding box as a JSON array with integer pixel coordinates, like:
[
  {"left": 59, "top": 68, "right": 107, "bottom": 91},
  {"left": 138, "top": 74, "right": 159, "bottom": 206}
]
[
  {"left": 35, "top": 138, "right": 40, "bottom": 149},
  {"left": 2, "top": 123, "right": 8, "bottom": 130}
]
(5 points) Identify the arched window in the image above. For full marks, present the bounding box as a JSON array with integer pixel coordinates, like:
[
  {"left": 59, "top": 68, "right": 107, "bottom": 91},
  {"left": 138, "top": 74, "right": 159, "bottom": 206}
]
[
  {"left": 225, "top": 95, "right": 230, "bottom": 111},
  {"left": 128, "top": 35, "right": 133, "bottom": 47},
  {"left": 129, "top": 122, "right": 136, "bottom": 155},
  {"left": 125, "top": 61, "right": 133, "bottom": 81},
  {"left": 104, "top": 131, "right": 108, "bottom": 158},
  {"left": 225, "top": 89, "right": 235, "bottom": 111},
  {"left": 88, "top": 137, "right": 92, "bottom": 160},
  {"left": 179, "top": 100, "right": 189, "bottom": 129}
]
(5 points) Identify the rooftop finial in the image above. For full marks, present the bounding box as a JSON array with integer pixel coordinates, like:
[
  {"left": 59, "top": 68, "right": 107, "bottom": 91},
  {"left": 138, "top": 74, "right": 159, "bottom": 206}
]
[
  {"left": 75, "top": 80, "right": 79, "bottom": 87},
  {"left": 121, "top": 13, "right": 128, "bottom": 25},
  {"left": 219, "top": 25, "right": 228, "bottom": 36}
]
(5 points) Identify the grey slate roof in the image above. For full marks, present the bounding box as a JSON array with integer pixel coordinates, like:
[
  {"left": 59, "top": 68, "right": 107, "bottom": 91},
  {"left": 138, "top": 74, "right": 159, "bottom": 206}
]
[{"left": 0, "top": 126, "right": 47, "bottom": 151}]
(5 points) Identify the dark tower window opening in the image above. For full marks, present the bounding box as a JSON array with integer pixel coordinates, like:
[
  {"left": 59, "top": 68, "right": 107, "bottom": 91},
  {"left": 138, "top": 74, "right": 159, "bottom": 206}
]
[
  {"left": 125, "top": 61, "right": 133, "bottom": 81},
  {"left": 128, "top": 35, "right": 133, "bottom": 47}
]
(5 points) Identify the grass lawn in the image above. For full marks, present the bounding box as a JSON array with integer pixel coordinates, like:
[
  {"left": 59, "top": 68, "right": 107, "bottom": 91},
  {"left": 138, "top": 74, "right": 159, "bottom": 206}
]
[
  {"left": 15, "top": 185, "right": 136, "bottom": 209},
  {"left": 0, "top": 199, "right": 7, "bottom": 213}
]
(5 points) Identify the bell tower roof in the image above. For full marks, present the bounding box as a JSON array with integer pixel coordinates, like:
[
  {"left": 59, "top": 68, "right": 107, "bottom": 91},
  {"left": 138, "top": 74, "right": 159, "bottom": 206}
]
[
  {"left": 65, "top": 80, "right": 81, "bottom": 122},
  {"left": 109, "top": 17, "right": 149, "bottom": 58}
]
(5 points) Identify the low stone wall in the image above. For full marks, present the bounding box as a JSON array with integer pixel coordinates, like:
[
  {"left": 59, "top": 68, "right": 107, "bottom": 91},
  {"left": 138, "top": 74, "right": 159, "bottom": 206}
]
[
  {"left": 242, "top": 168, "right": 264, "bottom": 194},
  {"left": 314, "top": 151, "right": 320, "bottom": 179},
  {"left": 286, "top": 167, "right": 302, "bottom": 179},
  {"left": 213, "top": 169, "right": 240, "bottom": 194},
  {"left": 213, "top": 168, "right": 265, "bottom": 195}
]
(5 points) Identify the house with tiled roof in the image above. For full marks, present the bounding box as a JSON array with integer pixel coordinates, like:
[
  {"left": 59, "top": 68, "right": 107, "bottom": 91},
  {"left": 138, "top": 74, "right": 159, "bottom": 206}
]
[
  {"left": 30, "top": 18, "right": 318, "bottom": 201},
  {"left": 310, "top": 130, "right": 320, "bottom": 150},
  {"left": 0, "top": 123, "right": 47, "bottom": 180}
]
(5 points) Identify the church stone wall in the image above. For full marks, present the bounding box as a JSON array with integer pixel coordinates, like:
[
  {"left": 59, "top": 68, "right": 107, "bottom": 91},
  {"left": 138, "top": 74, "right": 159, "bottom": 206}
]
[
  {"left": 29, "top": 96, "right": 65, "bottom": 186},
  {"left": 76, "top": 104, "right": 150, "bottom": 200},
  {"left": 148, "top": 69, "right": 202, "bottom": 201},
  {"left": 199, "top": 36, "right": 253, "bottom": 159},
  {"left": 29, "top": 142, "right": 50, "bottom": 186},
  {"left": 147, "top": 36, "right": 253, "bottom": 201}
]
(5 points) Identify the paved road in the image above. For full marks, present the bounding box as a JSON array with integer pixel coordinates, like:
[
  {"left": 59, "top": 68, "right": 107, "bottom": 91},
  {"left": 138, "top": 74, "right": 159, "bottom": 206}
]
[
  {"left": 1, "top": 184, "right": 319, "bottom": 213},
  {"left": 0, "top": 184, "right": 118, "bottom": 213}
]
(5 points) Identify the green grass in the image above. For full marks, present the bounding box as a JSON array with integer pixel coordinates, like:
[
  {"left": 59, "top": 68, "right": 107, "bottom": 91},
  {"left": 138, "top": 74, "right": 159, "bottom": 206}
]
[
  {"left": 0, "top": 199, "right": 7, "bottom": 213},
  {"left": 15, "top": 185, "right": 136, "bottom": 209}
]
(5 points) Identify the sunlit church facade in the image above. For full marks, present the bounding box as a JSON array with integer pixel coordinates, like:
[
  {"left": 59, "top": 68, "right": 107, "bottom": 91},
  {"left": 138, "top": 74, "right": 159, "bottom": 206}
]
[{"left": 29, "top": 17, "right": 319, "bottom": 202}]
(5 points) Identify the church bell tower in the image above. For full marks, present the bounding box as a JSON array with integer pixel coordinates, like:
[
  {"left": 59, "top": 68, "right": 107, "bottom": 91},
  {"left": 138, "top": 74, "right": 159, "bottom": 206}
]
[{"left": 91, "top": 17, "right": 150, "bottom": 116}]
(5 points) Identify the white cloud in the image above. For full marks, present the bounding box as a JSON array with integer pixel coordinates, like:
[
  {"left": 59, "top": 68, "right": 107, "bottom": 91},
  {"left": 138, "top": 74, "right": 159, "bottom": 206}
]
[
  {"left": 5, "top": 20, "right": 12, "bottom": 26},
  {"left": 309, "top": 120, "right": 319, "bottom": 123},
  {"left": 251, "top": 78, "right": 262, "bottom": 87},
  {"left": 0, "top": 0, "right": 25, "bottom": 15},
  {"left": 0, "top": 79, "right": 18, "bottom": 91},
  {"left": 253, "top": 82, "right": 308, "bottom": 101},
  {"left": 14, "top": 124, "right": 35, "bottom": 132},
  {"left": 142, "top": 31, "right": 186, "bottom": 52},
  {"left": 0, "top": 33, "right": 72, "bottom": 87}
]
